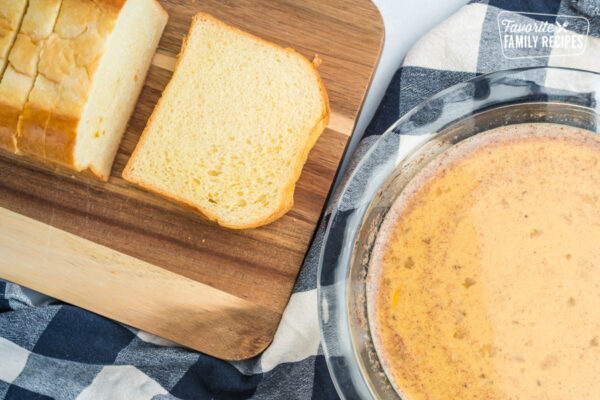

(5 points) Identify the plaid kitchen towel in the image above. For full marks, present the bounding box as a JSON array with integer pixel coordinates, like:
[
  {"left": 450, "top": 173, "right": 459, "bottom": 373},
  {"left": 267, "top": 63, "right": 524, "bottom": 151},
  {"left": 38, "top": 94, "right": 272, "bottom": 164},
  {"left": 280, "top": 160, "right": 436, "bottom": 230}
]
[{"left": 2, "top": 0, "right": 600, "bottom": 398}]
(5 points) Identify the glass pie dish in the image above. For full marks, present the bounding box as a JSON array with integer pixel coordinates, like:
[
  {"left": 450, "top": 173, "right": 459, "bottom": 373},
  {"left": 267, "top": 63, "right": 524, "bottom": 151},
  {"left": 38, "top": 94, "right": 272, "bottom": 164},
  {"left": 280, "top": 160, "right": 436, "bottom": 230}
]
[{"left": 317, "top": 67, "right": 600, "bottom": 399}]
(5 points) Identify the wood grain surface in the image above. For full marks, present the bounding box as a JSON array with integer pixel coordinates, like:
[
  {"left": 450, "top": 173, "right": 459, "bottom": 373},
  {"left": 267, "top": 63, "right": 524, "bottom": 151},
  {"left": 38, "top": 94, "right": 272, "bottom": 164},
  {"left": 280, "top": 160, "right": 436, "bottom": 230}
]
[{"left": 0, "top": 0, "right": 384, "bottom": 360}]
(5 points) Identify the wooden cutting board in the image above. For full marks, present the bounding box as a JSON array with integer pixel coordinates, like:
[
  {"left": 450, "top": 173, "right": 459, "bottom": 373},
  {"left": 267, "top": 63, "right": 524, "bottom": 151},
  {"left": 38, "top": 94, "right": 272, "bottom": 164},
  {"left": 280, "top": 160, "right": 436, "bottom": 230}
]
[{"left": 0, "top": 0, "right": 383, "bottom": 360}]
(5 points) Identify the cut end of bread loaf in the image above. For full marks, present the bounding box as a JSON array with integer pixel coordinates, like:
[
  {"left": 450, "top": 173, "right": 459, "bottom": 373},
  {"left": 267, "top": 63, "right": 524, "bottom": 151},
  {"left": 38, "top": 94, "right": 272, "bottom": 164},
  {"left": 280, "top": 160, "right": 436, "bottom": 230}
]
[
  {"left": 123, "top": 13, "right": 329, "bottom": 229},
  {"left": 71, "top": 0, "right": 168, "bottom": 180}
]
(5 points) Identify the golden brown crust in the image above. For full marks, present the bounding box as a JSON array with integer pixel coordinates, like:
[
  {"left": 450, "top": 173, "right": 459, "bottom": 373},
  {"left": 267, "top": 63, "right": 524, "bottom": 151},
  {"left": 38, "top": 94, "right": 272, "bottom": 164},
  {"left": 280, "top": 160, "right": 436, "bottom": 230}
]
[
  {"left": 45, "top": 113, "right": 78, "bottom": 166},
  {"left": 17, "top": 104, "right": 49, "bottom": 157},
  {"left": 91, "top": 0, "right": 127, "bottom": 11},
  {"left": 123, "top": 12, "right": 330, "bottom": 229},
  {"left": 0, "top": 104, "right": 20, "bottom": 152}
]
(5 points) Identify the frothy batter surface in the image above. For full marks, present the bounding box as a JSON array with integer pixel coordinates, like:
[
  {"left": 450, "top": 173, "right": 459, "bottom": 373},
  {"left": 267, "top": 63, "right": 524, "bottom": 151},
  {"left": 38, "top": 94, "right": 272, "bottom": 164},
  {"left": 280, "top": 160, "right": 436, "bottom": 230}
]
[{"left": 368, "top": 123, "right": 600, "bottom": 400}]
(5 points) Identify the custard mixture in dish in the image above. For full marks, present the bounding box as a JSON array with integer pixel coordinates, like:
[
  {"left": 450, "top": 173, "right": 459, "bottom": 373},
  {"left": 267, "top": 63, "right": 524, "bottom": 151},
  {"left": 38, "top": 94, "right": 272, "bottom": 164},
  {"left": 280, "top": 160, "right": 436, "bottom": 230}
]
[{"left": 368, "top": 123, "right": 600, "bottom": 400}]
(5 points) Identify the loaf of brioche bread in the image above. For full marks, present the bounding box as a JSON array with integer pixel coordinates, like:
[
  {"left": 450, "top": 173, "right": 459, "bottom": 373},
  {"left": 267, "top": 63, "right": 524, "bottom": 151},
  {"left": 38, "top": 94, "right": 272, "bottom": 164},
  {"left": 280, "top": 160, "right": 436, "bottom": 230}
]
[
  {"left": 123, "top": 14, "right": 330, "bottom": 229},
  {"left": 0, "top": 0, "right": 62, "bottom": 152},
  {"left": 0, "top": 0, "right": 28, "bottom": 78},
  {"left": 15, "top": 0, "right": 168, "bottom": 180}
]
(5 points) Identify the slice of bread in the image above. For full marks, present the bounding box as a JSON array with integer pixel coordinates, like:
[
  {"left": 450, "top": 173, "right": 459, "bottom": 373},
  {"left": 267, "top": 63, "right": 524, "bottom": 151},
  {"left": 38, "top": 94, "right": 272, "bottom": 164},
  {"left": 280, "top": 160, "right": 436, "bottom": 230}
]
[
  {"left": 123, "top": 14, "right": 330, "bottom": 229},
  {"left": 17, "top": 0, "right": 168, "bottom": 180},
  {"left": 0, "top": 0, "right": 62, "bottom": 152},
  {"left": 0, "top": 0, "right": 28, "bottom": 77}
]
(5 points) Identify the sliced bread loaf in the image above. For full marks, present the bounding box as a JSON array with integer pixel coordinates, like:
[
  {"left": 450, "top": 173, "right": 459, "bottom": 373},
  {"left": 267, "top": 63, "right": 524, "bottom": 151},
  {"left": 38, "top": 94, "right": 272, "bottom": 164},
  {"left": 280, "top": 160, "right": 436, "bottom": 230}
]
[
  {"left": 0, "top": 0, "right": 28, "bottom": 78},
  {"left": 17, "top": 0, "right": 168, "bottom": 180},
  {"left": 0, "top": 0, "right": 62, "bottom": 152},
  {"left": 123, "top": 14, "right": 330, "bottom": 229}
]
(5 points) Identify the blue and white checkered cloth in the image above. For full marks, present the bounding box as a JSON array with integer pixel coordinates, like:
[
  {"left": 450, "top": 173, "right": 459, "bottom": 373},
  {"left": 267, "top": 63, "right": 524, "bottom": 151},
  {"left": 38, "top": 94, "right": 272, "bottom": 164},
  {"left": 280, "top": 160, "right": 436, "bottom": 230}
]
[{"left": 2, "top": 0, "right": 600, "bottom": 398}]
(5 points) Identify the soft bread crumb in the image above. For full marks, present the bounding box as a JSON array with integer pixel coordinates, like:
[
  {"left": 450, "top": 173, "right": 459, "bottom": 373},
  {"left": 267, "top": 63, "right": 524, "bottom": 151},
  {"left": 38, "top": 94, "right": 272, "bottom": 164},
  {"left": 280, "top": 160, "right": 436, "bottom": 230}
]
[{"left": 123, "top": 13, "right": 330, "bottom": 229}]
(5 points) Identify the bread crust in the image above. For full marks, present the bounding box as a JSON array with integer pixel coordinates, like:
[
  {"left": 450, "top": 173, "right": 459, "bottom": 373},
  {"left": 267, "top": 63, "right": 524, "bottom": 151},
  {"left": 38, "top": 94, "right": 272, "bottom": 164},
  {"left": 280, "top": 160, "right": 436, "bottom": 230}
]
[
  {"left": 91, "top": 0, "right": 127, "bottom": 10},
  {"left": 45, "top": 113, "right": 78, "bottom": 166},
  {"left": 122, "top": 12, "right": 330, "bottom": 229},
  {"left": 0, "top": 105, "right": 20, "bottom": 152},
  {"left": 17, "top": 103, "right": 48, "bottom": 157}
]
